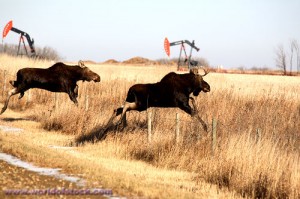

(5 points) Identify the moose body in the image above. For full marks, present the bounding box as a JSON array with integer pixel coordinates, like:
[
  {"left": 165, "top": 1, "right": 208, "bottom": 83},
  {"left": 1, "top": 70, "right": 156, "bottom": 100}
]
[
  {"left": 115, "top": 68, "right": 210, "bottom": 129},
  {"left": 0, "top": 61, "right": 100, "bottom": 114}
]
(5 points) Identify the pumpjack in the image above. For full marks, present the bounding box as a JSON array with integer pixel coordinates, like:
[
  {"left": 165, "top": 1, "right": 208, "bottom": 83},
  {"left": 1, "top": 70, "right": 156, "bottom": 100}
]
[
  {"left": 164, "top": 37, "right": 200, "bottom": 70},
  {"left": 2, "top": 20, "right": 36, "bottom": 57}
]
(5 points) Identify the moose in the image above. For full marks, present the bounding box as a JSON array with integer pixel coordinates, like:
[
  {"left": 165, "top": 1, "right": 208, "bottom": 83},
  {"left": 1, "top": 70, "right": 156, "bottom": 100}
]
[
  {"left": 0, "top": 61, "right": 100, "bottom": 114},
  {"left": 115, "top": 67, "right": 210, "bottom": 130}
]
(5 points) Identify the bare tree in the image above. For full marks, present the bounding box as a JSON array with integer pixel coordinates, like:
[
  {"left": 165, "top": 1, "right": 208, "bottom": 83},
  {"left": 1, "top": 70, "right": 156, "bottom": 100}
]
[
  {"left": 293, "top": 40, "right": 300, "bottom": 73},
  {"left": 275, "top": 44, "right": 287, "bottom": 75},
  {"left": 290, "top": 40, "right": 294, "bottom": 74},
  {"left": 36, "top": 46, "right": 61, "bottom": 61},
  {"left": 290, "top": 39, "right": 299, "bottom": 74},
  {"left": 0, "top": 44, "right": 61, "bottom": 61}
]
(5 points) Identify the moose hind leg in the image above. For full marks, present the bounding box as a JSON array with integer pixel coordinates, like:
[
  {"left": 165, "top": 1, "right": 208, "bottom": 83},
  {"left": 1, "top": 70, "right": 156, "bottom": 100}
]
[
  {"left": 18, "top": 92, "right": 25, "bottom": 99},
  {"left": 1, "top": 88, "right": 20, "bottom": 114},
  {"left": 118, "top": 102, "right": 137, "bottom": 126},
  {"left": 121, "top": 112, "right": 127, "bottom": 127},
  {"left": 115, "top": 107, "right": 123, "bottom": 116}
]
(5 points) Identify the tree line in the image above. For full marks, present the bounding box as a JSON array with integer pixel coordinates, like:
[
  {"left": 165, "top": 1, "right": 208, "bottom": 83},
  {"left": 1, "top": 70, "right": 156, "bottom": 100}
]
[
  {"left": 0, "top": 44, "right": 61, "bottom": 61},
  {"left": 275, "top": 39, "right": 300, "bottom": 75}
]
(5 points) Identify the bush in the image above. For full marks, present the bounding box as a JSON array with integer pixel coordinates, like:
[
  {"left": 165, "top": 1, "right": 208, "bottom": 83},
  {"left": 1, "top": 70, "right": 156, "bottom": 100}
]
[
  {"left": 156, "top": 57, "right": 210, "bottom": 67},
  {"left": 0, "top": 44, "right": 61, "bottom": 61}
]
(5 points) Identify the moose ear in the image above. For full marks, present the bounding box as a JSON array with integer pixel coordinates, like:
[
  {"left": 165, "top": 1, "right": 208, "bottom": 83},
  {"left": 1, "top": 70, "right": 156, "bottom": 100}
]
[
  {"left": 78, "top": 60, "right": 85, "bottom": 68},
  {"left": 190, "top": 68, "right": 199, "bottom": 75}
]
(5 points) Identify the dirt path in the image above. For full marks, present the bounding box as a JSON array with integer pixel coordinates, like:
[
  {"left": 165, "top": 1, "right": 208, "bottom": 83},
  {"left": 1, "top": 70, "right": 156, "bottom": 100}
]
[
  {"left": 0, "top": 110, "right": 110, "bottom": 198},
  {"left": 0, "top": 160, "right": 85, "bottom": 198},
  {"left": 0, "top": 108, "right": 241, "bottom": 199}
]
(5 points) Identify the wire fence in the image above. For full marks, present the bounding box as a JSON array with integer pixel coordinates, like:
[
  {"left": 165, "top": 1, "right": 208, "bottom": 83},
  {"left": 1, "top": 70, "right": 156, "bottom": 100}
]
[
  {"left": 1, "top": 69, "right": 299, "bottom": 152},
  {"left": 143, "top": 110, "right": 282, "bottom": 156},
  {"left": 0, "top": 69, "right": 228, "bottom": 152}
]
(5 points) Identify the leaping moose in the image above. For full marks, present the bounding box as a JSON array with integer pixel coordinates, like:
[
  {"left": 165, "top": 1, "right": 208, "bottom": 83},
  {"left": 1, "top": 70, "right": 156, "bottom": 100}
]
[
  {"left": 115, "top": 67, "right": 210, "bottom": 131},
  {"left": 0, "top": 61, "right": 100, "bottom": 114}
]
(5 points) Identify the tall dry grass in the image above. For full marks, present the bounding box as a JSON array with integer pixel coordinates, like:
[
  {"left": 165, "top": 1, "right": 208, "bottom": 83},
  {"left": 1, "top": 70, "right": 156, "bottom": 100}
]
[{"left": 0, "top": 54, "right": 300, "bottom": 198}]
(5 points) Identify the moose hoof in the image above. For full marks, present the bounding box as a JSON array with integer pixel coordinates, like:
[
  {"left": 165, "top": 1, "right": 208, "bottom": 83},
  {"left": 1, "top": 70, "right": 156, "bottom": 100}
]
[
  {"left": 18, "top": 93, "right": 24, "bottom": 99},
  {"left": 203, "top": 124, "right": 208, "bottom": 132},
  {"left": 191, "top": 110, "right": 197, "bottom": 117},
  {"left": 0, "top": 108, "right": 6, "bottom": 115},
  {"left": 117, "top": 120, "right": 122, "bottom": 126}
]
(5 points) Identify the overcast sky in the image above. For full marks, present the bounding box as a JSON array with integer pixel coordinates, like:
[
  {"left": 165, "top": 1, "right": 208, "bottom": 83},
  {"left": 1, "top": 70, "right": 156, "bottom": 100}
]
[{"left": 1, "top": 0, "right": 300, "bottom": 69}]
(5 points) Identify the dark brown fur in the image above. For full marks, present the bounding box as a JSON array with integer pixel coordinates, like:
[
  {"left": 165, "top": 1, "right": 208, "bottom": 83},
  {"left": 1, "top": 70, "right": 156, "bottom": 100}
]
[
  {"left": 115, "top": 68, "right": 210, "bottom": 128},
  {"left": 0, "top": 61, "right": 100, "bottom": 114}
]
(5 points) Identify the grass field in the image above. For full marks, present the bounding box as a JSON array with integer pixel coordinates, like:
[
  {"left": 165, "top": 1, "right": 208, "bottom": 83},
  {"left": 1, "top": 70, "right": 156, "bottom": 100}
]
[{"left": 0, "top": 54, "right": 300, "bottom": 198}]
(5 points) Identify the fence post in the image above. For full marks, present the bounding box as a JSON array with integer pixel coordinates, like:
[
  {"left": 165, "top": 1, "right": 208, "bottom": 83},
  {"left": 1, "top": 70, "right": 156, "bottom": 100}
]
[
  {"left": 256, "top": 128, "right": 261, "bottom": 143},
  {"left": 212, "top": 118, "right": 217, "bottom": 155},
  {"left": 3, "top": 70, "right": 6, "bottom": 97},
  {"left": 54, "top": 93, "right": 59, "bottom": 109},
  {"left": 85, "top": 95, "right": 89, "bottom": 111},
  {"left": 26, "top": 90, "right": 31, "bottom": 104},
  {"left": 147, "top": 111, "right": 152, "bottom": 143},
  {"left": 175, "top": 113, "right": 180, "bottom": 143}
]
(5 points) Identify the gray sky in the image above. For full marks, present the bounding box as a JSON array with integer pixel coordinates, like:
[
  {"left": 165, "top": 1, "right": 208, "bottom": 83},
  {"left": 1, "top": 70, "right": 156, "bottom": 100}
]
[{"left": 1, "top": 0, "right": 300, "bottom": 69}]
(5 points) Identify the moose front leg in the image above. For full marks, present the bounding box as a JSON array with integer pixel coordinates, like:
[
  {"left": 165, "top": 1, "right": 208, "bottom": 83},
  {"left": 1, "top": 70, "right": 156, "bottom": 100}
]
[
  {"left": 189, "top": 97, "right": 208, "bottom": 132},
  {"left": 74, "top": 85, "right": 78, "bottom": 98},
  {"left": 68, "top": 90, "right": 78, "bottom": 105},
  {"left": 189, "top": 97, "right": 197, "bottom": 114},
  {"left": 178, "top": 101, "right": 193, "bottom": 115},
  {"left": 177, "top": 94, "right": 194, "bottom": 115}
]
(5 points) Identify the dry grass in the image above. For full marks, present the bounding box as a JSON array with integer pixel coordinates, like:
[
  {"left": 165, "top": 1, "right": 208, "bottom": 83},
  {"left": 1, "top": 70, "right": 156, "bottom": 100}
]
[
  {"left": 0, "top": 111, "right": 239, "bottom": 198},
  {"left": 1, "top": 54, "right": 300, "bottom": 198}
]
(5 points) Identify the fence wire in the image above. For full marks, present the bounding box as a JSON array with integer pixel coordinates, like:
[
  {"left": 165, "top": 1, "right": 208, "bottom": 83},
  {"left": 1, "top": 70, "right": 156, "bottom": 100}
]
[{"left": 0, "top": 69, "right": 234, "bottom": 135}]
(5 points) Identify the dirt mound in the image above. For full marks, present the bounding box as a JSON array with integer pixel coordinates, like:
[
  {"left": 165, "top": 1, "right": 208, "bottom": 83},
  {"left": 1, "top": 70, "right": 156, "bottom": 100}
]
[
  {"left": 82, "top": 60, "right": 97, "bottom": 64},
  {"left": 122, "top": 56, "right": 158, "bottom": 65},
  {"left": 103, "top": 59, "right": 119, "bottom": 64}
]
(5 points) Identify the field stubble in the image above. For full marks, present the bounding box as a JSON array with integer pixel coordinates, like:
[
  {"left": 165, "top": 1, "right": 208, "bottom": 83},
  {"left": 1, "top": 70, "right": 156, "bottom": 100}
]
[{"left": 0, "top": 55, "right": 300, "bottom": 198}]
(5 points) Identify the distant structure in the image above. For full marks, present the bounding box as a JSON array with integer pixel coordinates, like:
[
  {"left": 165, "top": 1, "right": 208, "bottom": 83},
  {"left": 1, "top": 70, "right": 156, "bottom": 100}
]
[
  {"left": 164, "top": 37, "right": 200, "bottom": 70},
  {"left": 2, "top": 20, "right": 36, "bottom": 57},
  {"left": 217, "top": 65, "right": 223, "bottom": 71}
]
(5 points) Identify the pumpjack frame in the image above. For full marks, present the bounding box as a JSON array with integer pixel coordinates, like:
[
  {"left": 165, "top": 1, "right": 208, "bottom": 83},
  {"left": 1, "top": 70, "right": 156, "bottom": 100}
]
[{"left": 164, "top": 38, "right": 200, "bottom": 70}]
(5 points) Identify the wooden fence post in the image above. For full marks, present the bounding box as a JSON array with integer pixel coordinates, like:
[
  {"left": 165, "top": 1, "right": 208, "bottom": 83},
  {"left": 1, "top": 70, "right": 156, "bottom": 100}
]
[
  {"left": 3, "top": 70, "right": 7, "bottom": 97},
  {"left": 147, "top": 111, "right": 152, "bottom": 143},
  {"left": 85, "top": 95, "right": 89, "bottom": 111},
  {"left": 256, "top": 128, "right": 261, "bottom": 143},
  {"left": 212, "top": 118, "right": 217, "bottom": 155},
  {"left": 54, "top": 93, "right": 59, "bottom": 109},
  {"left": 26, "top": 90, "right": 31, "bottom": 104},
  {"left": 175, "top": 113, "right": 180, "bottom": 143}
]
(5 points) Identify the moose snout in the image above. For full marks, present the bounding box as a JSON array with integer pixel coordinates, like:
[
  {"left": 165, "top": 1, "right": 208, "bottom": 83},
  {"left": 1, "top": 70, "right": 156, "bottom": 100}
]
[
  {"left": 203, "top": 87, "right": 210, "bottom": 92},
  {"left": 201, "top": 81, "right": 210, "bottom": 93},
  {"left": 93, "top": 75, "right": 101, "bottom": 82},
  {"left": 203, "top": 84, "right": 210, "bottom": 92}
]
